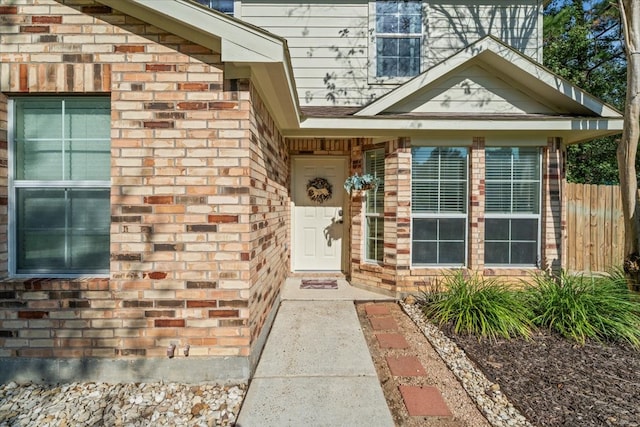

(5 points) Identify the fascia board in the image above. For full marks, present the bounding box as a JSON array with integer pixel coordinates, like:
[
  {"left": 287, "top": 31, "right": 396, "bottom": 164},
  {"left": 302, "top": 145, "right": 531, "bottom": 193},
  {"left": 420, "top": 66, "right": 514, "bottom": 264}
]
[
  {"left": 296, "top": 116, "right": 623, "bottom": 134},
  {"left": 221, "top": 39, "right": 281, "bottom": 63},
  {"left": 288, "top": 119, "right": 622, "bottom": 144},
  {"left": 487, "top": 47, "right": 622, "bottom": 118},
  {"left": 96, "top": 0, "right": 285, "bottom": 62},
  {"left": 95, "top": 0, "right": 220, "bottom": 52}
]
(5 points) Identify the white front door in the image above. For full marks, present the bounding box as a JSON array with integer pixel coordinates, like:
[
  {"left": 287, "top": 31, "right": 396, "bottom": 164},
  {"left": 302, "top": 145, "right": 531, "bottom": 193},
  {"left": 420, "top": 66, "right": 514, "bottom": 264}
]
[{"left": 292, "top": 157, "right": 346, "bottom": 271}]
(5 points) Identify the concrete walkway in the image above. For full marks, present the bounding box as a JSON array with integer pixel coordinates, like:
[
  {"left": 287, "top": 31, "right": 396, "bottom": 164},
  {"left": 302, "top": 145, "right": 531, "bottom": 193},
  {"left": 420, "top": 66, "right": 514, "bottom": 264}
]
[{"left": 236, "top": 278, "right": 395, "bottom": 427}]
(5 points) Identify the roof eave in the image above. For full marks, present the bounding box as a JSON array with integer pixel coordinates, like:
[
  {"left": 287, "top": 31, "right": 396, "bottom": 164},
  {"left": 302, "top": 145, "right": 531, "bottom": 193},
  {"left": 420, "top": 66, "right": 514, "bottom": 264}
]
[
  {"left": 287, "top": 116, "right": 623, "bottom": 143},
  {"left": 95, "top": 0, "right": 301, "bottom": 129}
]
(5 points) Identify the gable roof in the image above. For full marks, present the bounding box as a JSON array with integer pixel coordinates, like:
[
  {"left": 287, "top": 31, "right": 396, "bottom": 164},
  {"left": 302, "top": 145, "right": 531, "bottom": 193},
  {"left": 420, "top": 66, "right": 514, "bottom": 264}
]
[
  {"left": 96, "top": 0, "right": 301, "bottom": 129},
  {"left": 356, "top": 36, "right": 621, "bottom": 119},
  {"left": 292, "top": 36, "right": 622, "bottom": 143}
]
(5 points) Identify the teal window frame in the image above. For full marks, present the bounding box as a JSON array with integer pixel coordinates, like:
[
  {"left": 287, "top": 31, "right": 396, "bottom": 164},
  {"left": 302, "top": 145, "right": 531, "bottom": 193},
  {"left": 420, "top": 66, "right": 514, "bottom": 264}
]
[{"left": 9, "top": 97, "right": 111, "bottom": 277}]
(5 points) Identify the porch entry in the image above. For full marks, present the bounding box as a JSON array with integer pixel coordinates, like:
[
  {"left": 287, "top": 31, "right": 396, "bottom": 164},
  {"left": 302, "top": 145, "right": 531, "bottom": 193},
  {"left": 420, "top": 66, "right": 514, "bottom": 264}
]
[{"left": 292, "top": 157, "right": 347, "bottom": 272}]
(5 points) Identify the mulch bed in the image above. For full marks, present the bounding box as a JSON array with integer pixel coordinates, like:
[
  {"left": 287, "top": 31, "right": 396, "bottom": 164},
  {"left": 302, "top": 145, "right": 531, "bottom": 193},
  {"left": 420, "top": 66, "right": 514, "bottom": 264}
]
[{"left": 447, "top": 330, "right": 640, "bottom": 427}]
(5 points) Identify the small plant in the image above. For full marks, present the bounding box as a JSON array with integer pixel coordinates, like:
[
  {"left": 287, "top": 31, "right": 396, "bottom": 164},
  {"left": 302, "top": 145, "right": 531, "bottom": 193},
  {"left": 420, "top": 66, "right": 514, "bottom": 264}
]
[
  {"left": 416, "top": 278, "right": 445, "bottom": 307},
  {"left": 420, "top": 271, "right": 532, "bottom": 341},
  {"left": 526, "top": 269, "right": 640, "bottom": 347},
  {"left": 343, "top": 173, "right": 381, "bottom": 195}
]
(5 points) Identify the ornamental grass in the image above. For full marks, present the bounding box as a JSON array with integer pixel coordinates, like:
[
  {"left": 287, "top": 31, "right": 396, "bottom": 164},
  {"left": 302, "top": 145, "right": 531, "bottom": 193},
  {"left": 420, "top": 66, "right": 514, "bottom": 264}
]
[
  {"left": 419, "top": 269, "right": 640, "bottom": 347},
  {"left": 526, "top": 269, "right": 640, "bottom": 347},
  {"left": 419, "top": 272, "right": 533, "bottom": 341}
]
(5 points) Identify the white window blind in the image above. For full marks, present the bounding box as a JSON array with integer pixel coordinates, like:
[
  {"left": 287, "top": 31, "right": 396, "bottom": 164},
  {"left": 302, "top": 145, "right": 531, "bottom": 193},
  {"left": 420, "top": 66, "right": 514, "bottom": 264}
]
[
  {"left": 412, "top": 147, "right": 467, "bottom": 214},
  {"left": 411, "top": 147, "right": 468, "bottom": 266},
  {"left": 485, "top": 147, "right": 540, "bottom": 213},
  {"left": 365, "top": 149, "right": 385, "bottom": 215},
  {"left": 485, "top": 147, "right": 541, "bottom": 266},
  {"left": 364, "top": 148, "right": 385, "bottom": 262}
]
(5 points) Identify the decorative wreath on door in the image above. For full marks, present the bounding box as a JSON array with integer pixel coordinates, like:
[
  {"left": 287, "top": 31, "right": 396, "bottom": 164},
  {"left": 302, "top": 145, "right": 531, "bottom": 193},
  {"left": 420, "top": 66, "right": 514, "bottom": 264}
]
[{"left": 306, "top": 177, "right": 333, "bottom": 204}]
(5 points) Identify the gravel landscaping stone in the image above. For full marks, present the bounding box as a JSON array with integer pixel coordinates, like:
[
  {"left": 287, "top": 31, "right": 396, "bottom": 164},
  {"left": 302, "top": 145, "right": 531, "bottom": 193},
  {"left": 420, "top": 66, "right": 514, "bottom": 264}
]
[{"left": 0, "top": 381, "right": 245, "bottom": 427}]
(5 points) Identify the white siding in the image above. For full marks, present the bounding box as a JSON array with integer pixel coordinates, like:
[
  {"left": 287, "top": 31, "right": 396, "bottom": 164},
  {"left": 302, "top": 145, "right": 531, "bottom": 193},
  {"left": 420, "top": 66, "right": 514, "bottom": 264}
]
[
  {"left": 241, "top": 1, "right": 378, "bottom": 106},
  {"left": 240, "top": 0, "right": 543, "bottom": 107},
  {"left": 426, "top": 1, "right": 541, "bottom": 68},
  {"left": 386, "top": 64, "right": 555, "bottom": 114}
]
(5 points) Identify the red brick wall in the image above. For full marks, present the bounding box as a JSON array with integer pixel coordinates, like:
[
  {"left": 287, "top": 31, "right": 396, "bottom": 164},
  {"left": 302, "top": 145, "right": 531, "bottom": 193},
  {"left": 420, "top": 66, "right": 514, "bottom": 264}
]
[
  {"left": 247, "top": 87, "right": 290, "bottom": 351},
  {"left": 0, "top": 0, "right": 288, "bottom": 368},
  {"left": 0, "top": 278, "right": 110, "bottom": 358}
]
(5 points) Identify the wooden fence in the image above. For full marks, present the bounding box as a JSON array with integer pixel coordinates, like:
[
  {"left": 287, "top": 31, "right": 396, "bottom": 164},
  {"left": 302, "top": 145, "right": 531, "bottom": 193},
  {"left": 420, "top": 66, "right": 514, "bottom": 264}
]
[{"left": 565, "top": 183, "right": 624, "bottom": 273}]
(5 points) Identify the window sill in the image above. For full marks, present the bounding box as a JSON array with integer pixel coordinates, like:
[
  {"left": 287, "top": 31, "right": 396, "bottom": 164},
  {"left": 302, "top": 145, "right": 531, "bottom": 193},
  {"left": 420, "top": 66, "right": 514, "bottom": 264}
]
[
  {"left": 483, "top": 267, "right": 541, "bottom": 277},
  {"left": 359, "top": 262, "right": 385, "bottom": 273},
  {"left": 409, "top": 266, "right": 467, "bottom": 276},
  {"left": 0, "top": 276, "right": 110, "bottom": 291},
  {"left": 406, "top": 266, "right": 542, "bottom": 280},
  {"left": 368, "top": 75, "right": 415, "bottom": 86},
  {"left": 9, "top": 273, "right": 110, "bottom": 280}
]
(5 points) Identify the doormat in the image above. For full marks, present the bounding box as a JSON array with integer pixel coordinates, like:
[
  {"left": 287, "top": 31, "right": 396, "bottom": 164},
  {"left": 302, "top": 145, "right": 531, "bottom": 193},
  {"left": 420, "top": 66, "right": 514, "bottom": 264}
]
[{"left": 300, "top": 279, "right": 338, "bottom": 289}]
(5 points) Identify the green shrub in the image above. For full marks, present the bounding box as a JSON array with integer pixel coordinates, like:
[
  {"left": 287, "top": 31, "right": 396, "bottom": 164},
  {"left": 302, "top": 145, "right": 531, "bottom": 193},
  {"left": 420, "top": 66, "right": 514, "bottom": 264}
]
[
  {"left": 420, "top": 272, "right": 532, "bottom": 341},
  {"left": 526, "top": 269, "right": 640, "bottom": 347}
]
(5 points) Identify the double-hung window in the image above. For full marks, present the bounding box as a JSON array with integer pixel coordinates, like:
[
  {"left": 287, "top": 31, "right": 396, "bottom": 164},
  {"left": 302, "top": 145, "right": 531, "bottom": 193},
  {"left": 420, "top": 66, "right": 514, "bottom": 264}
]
[
  {"left": 364, "top": 149, "right": 385, "bottom": 263},
  {"left": 193, "top": 0, "right": 234, "bottom": 15},
  {"left": 484, "top": 147, "right": 541, "bottom": 266},
  {"left": 375, "top": 0, "right": 422, "bottom": 78},
  {"left": 412, "top": 147, "right": 468, "bottom": 266},
  {"left": 10, "top": 97, "right": 111, "bottom": 276}
]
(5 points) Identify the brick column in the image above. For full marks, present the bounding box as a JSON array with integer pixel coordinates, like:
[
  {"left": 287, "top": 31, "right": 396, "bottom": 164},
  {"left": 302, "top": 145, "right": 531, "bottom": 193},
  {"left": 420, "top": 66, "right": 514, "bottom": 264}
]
[
  {"left": 0, "top": 93, "right": 7, "bottom": 276},
  {"left": 383, "top": 140, "right": 399, "bottom": 270},
  {"left": 349, "top": 140, "right": 364, "bottom": 268},
  {"left": 393, "top": 137, "right": 412, "bottom": 292},
  {"left": 468, "top": 137, "right": 485, "bottom": 272},
  {"left": 543, "top": 137, "right": 564, "bottom": 272}
]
